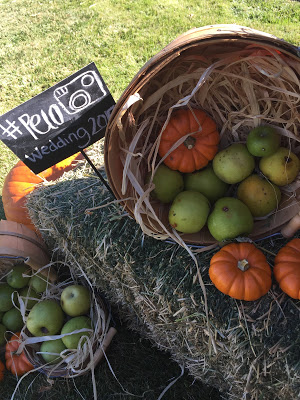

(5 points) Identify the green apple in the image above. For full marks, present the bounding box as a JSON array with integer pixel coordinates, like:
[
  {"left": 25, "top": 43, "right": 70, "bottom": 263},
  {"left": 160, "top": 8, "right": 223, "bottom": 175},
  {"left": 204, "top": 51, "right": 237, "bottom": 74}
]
[
  {"left": 0, "top": 323, "right": 6, "bottom": 346},
  {"left": 60, "top": 285, "right": 91, "bottom": 317},
  {"left": 147, "top": 164, "right": 184, "bottom": 203},
  {"left": 61, "top": 316, "right": 93, "bottom": 349},
  {"left": 27, "top": 300, "right": 64, "bottom": 337},
  {"left": 0, "top": 283, "right": 16, "bottom": 312},
  {"left": 247, "top": 126, "right": 281, "bottom": 157},
  {"left": 213, "top": 143, "right": 255, "bottom": 184},
  {"left": 0, "top": 311, "right": 4, "bottom": 322},
  {"left": 7, "top": 264, "right": 31, "bottom": 289},
  {"left": 19, "top": 286, "right": 40, "bottom": 310},
  {"left": 2, "top": 308, "right": 23, "bottom": 332},
  {"left": 259, "top": 147, "right": 300, "bottom": 186},
  {"left": 29, "top": 273, "right": 49, "bottom": 294},
  {"left": 237, "top": 174, "right": 281, "bottom": 217},
  {"left": 184, "top": 164, "right": 229, "bottom": 203},
  {"left": 207, "top": 197, "right": 254, "bottom": 241},
  {"left": 40, "top": 338, "right": 66, "bottom": 364},
  {"left": 168, "top": 191, "right": 210, "bottom": 234}
]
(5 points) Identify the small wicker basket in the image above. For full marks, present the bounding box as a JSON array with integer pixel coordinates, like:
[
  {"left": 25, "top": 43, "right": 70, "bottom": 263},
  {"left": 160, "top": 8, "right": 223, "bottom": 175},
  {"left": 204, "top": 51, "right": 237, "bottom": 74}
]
[
  {"left": 21, "top": 286, "right": 116, "bottom": 379},
  {"left": 104, "top": 24, "right": 300, "bottom": 245}
]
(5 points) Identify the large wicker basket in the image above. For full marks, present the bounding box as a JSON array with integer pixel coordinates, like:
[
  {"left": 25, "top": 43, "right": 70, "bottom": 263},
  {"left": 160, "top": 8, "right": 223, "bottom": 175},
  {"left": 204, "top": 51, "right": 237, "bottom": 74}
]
[{"left": 104, "top": 24, "right": 300, "bottom": 245}]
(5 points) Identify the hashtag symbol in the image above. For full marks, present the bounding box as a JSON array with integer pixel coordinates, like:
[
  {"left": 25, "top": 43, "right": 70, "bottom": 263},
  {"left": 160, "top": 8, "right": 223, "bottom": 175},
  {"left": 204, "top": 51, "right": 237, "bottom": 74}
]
[{"left": 0, "top": 119, "right": 23, "bottom": 140}]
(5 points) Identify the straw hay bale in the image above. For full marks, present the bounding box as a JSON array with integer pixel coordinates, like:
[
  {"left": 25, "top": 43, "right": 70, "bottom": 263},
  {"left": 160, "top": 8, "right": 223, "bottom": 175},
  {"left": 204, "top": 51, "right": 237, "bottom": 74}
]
[{"left": 27, "top": 141, "right": 300, "bottom": 400}]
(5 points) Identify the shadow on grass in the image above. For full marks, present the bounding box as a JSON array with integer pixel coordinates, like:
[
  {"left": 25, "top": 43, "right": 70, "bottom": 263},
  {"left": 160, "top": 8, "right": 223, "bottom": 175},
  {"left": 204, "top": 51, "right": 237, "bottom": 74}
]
[{"left": 0, "top": 319, "right": 221, "bottom": 400}]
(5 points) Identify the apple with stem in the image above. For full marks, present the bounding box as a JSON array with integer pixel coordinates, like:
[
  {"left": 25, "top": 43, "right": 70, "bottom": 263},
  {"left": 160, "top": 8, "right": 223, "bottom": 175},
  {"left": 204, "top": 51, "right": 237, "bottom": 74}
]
[
  {"left": 60, "top": 285, "right": 91, "bottom": 317},
  {"left": 259, "top": 147, "right": 300, "bottom": 186}
]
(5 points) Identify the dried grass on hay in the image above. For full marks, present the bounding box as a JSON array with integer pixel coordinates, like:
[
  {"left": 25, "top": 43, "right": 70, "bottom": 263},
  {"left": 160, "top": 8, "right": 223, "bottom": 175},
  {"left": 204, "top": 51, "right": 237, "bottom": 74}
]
[{"left": 26, "top": 139, "right": 300, "bottom": 400}]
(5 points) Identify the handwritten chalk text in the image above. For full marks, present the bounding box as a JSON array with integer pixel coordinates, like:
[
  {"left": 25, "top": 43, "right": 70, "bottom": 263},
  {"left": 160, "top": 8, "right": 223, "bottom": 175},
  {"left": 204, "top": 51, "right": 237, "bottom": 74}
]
[{"left": 24, "top": 105, "right": 114, "bottom": 162}]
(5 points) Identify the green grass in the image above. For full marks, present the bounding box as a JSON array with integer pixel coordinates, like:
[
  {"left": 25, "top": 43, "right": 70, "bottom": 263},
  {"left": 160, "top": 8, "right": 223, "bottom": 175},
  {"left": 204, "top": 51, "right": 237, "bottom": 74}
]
[
  {"left": 1, "top": 0, "right": 299, "bottom": 189},
  {"left": 0, "top": 0, "right": 300, "bottom": 398}
]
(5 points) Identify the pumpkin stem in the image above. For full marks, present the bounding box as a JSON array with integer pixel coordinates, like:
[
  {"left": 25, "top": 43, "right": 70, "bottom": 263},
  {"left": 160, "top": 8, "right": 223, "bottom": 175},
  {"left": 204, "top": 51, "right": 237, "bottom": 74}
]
[
  {"left": 184, "top": 136, "right": 196, "bottom": 150},
  {"left": 237, "top": 259, "right": 250, "bottom": 272}
]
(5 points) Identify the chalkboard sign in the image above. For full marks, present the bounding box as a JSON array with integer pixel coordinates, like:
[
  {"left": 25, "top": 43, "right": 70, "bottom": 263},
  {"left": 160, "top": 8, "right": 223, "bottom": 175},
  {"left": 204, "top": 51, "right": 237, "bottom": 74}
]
[{"left": 0, "top": 63, "right": 115, "bottom": 173}]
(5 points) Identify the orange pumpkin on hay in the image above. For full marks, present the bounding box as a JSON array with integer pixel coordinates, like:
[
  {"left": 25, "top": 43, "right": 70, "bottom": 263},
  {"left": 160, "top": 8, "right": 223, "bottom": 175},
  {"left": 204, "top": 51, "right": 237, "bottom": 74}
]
[{"left": 2, "top": 153, "right": 83, "bottom": 233}]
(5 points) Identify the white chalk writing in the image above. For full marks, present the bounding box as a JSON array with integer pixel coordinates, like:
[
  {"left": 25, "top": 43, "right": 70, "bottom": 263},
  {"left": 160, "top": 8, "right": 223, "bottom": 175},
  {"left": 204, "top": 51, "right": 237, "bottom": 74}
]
[
  {"left": 24, "top": 105, "right": 114, "bottom": 162},
  {"left": 0, "top": 119, "right": 23, "bottom": 139}
]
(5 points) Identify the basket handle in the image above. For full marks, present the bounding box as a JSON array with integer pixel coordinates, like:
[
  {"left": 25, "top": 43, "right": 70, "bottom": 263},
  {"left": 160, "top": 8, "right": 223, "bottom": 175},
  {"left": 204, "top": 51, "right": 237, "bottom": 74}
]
[
  {"left": 281, "top": 211, "right": 300, "bottom": 238},
  {"left": 92, "top": 327, "right": 117, "bottom": 367}
]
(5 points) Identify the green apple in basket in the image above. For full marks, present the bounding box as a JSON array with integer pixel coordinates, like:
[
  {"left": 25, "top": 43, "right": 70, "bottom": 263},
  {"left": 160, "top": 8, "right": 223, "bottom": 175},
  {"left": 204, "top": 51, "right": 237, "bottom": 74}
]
[
  {"left": 6, "top": 264, "right": 31, "bottom": 289},
  {"left": 259, "top": 147, "right": 300, "bottom": 186},
  {"left": 207, "top": 197, "right": 254, "bottom": 241},
  {"left": 27, "top": 300, "right": 65, "bottom": 336},
  {"left": 146, "top": 164, "right": 184, "bottom": 203},
  {"left": 29, "top": 273, "right": 49, "bottom": 294},
  {"left": 60, "top": 284, "right": 91, "bottom": 317},
  {"left": 237, "top": 174, "right": 282, "bottom": 217},
  {"left": 61, "top": 316, "right": 93, "bottom": 349},
  {"left": 2, "top": 308, "right": 24, "bottom": 332},
  {"left": 0, "top": 283, "right": 16, "bottom": 312},
  {"left": 184, "top": 164, "right": 229, "bottom": 203},
  {"left": 40, "top": 338, "right": 67, "bottom": 364},
  {"left": 213, "top": 143, "right": 255, "bottom": 184},
  {"left": 246, "top": 125, "right": 281, "bottom": 157},
  {"left": 19, "top": 286, "right": 40, "bottom": 310},
  {"left": 169, "top": 191, "right": 210, "bottom": 234}
]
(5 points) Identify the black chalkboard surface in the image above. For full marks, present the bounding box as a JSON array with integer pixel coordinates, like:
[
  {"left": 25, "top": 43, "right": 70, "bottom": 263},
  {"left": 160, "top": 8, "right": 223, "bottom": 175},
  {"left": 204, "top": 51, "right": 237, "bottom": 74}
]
[{"left": 0, "top": 63, "right": 115, "bottom": 173}]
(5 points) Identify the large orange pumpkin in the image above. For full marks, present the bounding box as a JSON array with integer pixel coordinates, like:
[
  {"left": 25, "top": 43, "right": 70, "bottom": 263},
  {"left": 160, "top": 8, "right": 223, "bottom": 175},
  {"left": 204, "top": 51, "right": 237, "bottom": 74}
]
[
  {"left": 5, "top": 332, "right": 34, "bottom": 376},
  {"left": 2, "top": 153, "right": 83, "bottom": 232},
  {"left": 209, "top": 242, "right": 272, "bottom": 301},
  {"left": 158, "top": 108, "right": 219, "bottom": 173},
  {"left": 273, "top": 238, "right": 300, "bottom": 299}
]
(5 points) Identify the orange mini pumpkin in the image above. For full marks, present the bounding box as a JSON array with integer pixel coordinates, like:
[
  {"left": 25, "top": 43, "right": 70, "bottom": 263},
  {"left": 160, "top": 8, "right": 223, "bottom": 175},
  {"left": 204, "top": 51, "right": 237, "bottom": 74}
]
[
  {"left": 2, "top": 153, "right": 83, "bottom": 232},
  {"left": 209, "top": 242, "right": 272, "bottom": 301},
  {"left": 274, "top": 238, "right": 300, "bottom": 299},
  {"left": 5, "top": 332, "right": 34, "bottom": 376},
  {"left": 158, "top": 108, "right": 219, "bottom": 173}
]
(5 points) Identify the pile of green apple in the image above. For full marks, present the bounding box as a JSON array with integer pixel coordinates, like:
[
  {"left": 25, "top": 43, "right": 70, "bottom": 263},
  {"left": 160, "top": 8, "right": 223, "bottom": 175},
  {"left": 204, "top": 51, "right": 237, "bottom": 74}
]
[
  {"left": 26, "top": 284, "right": 93, "bottom": 365},
  {"left": 149, "top": 126, "right": 300, "bottom": 241},
  {"left": 0, "top": 265, "right": 94, "bottom": 365},
  {"left": 0, "top": 264, "right": 46, "bottom": 346}
]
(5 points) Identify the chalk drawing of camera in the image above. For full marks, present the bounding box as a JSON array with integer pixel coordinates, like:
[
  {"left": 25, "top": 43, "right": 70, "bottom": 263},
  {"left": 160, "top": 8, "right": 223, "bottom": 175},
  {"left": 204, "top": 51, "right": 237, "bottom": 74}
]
[{"left": 54, "top": 71, "right": 106, "bottom": 115}]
